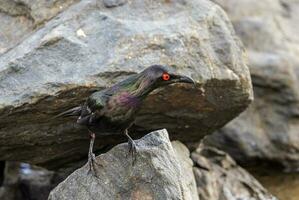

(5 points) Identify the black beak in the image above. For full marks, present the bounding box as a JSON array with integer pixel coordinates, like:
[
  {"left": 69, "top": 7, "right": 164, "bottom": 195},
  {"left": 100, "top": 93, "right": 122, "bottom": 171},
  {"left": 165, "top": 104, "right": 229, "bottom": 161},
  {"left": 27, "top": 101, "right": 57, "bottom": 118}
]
[{"left": 175, "top": 75, "right": 195, "bottom": 85}]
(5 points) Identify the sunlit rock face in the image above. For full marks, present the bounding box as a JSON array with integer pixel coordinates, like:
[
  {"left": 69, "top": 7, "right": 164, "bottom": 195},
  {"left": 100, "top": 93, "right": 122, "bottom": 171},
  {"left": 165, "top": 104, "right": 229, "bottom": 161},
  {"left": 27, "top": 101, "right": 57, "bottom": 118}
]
[{"left": 0, "top": 0, "right": 252, "bottom": 170}]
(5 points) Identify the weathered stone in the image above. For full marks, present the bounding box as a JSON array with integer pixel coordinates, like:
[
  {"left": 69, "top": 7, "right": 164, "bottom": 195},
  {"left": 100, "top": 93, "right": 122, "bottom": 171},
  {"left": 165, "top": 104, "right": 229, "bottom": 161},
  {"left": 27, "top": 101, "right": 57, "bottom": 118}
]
[
  {"left": 207, "top": 0, "right": 299, "bottom": 171},
  {"left": 103, "top": 0, "right": 127, "bottom": 8},
  {"left": 192, "top": 144, "right": 278, "bottom": 200},
  {"left": 252, "top": 170, "right": 299, "bottom": 200},
  {"left": 0, "top": 0, "right": 78, "bottom": 23},
  {"left": 48, "top": 129, "right": 199, "bottom": 200},
  {"left": 0, "top": 0, "right": 78, "bottom": 54},
  {"left": 172, "top": 141, "right": 199, "bottom": 200},
  {"left": 0, "top": 0, "right": 252, "bottom": 170},
  {"left": 0, "top": 162, "right": 55, "bottom": 200},
  {"left": 0, "top": 162, "right": 21, "bottom": 200}
]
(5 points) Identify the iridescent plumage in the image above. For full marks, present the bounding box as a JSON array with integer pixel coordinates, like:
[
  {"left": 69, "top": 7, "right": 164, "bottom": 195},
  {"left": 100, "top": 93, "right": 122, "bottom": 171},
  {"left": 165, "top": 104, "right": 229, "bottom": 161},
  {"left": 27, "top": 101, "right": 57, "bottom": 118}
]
[{"left": 57, "top": 65, "right": 194, "bottom": 175}]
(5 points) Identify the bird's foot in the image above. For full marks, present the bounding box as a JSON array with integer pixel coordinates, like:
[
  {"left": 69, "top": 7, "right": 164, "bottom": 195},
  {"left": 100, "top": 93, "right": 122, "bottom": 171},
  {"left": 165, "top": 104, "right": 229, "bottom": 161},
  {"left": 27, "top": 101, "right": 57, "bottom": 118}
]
[
  {"left": 87, "top": 152, "right": 102, "bottom": 177},
  {"left": 127, "top": 139, "right": 137, "bottom": 165}
]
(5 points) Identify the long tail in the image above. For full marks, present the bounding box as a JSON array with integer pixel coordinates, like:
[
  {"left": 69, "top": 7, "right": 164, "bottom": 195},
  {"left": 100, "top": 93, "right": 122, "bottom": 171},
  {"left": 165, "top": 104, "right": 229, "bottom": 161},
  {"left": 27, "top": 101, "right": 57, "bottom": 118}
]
[{"left": 54, "top": 106, "right": 82, "bottom": 118}]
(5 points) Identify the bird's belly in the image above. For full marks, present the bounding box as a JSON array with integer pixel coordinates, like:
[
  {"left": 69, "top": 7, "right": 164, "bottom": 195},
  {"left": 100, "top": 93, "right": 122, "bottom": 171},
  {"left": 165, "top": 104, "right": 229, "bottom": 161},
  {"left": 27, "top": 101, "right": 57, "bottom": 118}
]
[
  {"left": 88, "top": 115, "right": 135, "bottom": 136},
  {"left": 88, "top": 100, "right": 139, "bottom": 135},
  {"left": 105, "top": 104, "right": 137, "bottom": 123}
]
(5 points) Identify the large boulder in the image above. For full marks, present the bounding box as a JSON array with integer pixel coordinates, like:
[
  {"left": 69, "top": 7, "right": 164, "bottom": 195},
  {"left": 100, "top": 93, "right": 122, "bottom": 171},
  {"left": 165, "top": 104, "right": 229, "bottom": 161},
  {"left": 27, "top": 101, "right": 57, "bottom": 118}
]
[
  {"left": 0, "top": 0, "right": 252, "bottom": 170},
  {"left": 0, "top": 0, "right": 78, "bottom": 54},
  {"left": 48, "top": 129, "right": 199, "bottom": 200},
  {"left": 207, "top": 0, "right": 299, "bottom": 170},
  {"left": 192, "top": 144, "right": 278, "bottom": 200}
]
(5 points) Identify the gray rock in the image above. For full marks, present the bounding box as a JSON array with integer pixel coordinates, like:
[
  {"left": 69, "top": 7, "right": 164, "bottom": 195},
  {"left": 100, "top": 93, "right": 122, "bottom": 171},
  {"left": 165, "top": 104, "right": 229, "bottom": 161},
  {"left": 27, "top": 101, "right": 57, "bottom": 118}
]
[
  {"left": 207, "top": 0, "right": 299, "bottom": 171},
  {"left": 0, "top": 0, "right": 78, "bottom": 54},
  {"left": 48, "top": 129, "right": 199, "bottom": 200},
  {"left": 192, "top": 144, "right": 278, "bottom": 200},
  {"left": 172, "top": 141, "right": 199, "bottom": 200},
  {"left": 0, "top": 0, "right": 252, "bottom": 170},
  {"left": 103, "top": 0, "right": 127, "bottom": 8},
  {"left": 0, "top": 162, "right": 21, "bottom": 200},
  {"left": 0, "top": 162, "right": 55, "bottom": 200},
  {"left": 0, "top": 0, "right": 78, "bottom": 24}
]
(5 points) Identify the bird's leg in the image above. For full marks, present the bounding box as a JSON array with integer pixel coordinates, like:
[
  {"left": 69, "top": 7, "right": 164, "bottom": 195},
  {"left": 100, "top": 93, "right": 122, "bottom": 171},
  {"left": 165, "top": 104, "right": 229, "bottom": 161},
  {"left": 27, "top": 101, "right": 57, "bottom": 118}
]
[
  {"left": 87, "top": 131, "right": 101, "bottom": 176},
  {"left": 125, "top": 129, "right": 137, "bottom": 165}
]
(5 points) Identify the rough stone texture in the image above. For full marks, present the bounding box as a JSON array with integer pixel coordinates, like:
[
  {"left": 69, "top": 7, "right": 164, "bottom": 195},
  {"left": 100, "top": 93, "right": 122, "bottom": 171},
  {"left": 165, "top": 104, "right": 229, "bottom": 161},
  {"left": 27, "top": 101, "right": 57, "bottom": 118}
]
[
  {"left": 192, "top": 144, "right": 278, "bottom": 200},
  {"left": 103, "top": 0, "right": 127, "bottom": 8},
  {"left": 0, "top": 0, "right": 252, "bottom": 170},
  {"left": 48, "top": 129, "right": 199, "bottom": 200},
  {"left": 252, "top": 171, "right": 299, "bottom": 200},
  {"left": 0, "top": 162, "right": 55, "bottom": 200},
  {"left": 206, "top": 0, "right": 299, "bottom": 171},
  {"left": 0, "top": 0, "right": 78, "bottom": 54}
]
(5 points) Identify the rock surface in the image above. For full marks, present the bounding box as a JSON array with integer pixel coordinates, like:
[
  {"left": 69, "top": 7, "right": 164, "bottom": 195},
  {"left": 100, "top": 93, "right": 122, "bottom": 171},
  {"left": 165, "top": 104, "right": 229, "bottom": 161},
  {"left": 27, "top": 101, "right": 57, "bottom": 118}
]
[
  {"left": 252, "top": 170, "right": 299, "bottom": 200},
  {"left": 207, "top": 0, "right": 299, "bottom": 171},
  {"left": 0, "top": 0, "right": 78, "bottom": 54},
  {"left": 0, "top": 0, "right": 252, "bottom": 170},
  {"left": 192, "top": 144, "right": 278, "bottom": 200},
  {"left": 48, "top": 129, "right": 199, "bottom": 200},
  {"left": 0, "top": 162, "right": 55, "bottom": 200}
]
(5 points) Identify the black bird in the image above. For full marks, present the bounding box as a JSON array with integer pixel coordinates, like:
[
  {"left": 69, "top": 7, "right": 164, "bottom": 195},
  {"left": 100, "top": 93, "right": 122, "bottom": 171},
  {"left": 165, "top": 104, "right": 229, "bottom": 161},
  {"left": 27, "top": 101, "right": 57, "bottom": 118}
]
[{"left": 57, "top": 65, "right": 194, "bottom": 174}]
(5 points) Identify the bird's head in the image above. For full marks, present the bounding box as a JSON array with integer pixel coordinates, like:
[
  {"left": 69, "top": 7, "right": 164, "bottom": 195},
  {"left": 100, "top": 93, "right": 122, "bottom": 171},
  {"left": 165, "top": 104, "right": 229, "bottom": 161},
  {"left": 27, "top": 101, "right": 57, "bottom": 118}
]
[
  {"left": 134, "top": 65, "right": 195, "bottom": 97},
  {"left": 140, "top": 65, "right": 195, "bottom": 86}
]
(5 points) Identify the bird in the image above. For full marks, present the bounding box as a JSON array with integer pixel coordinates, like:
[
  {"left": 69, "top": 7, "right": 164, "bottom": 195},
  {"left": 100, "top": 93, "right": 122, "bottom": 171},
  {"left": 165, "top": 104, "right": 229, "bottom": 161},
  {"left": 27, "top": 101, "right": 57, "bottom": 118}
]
[{"left": 56, "top": 65, "right": 194, "bottom": 175}]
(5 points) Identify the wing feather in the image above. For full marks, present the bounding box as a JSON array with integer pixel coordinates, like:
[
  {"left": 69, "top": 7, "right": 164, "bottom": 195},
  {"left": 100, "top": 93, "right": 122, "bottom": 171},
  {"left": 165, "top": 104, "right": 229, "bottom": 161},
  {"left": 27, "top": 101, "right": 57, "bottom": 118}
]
[{"left": 77, "top": 90, "right": 109, "bottom": 125}]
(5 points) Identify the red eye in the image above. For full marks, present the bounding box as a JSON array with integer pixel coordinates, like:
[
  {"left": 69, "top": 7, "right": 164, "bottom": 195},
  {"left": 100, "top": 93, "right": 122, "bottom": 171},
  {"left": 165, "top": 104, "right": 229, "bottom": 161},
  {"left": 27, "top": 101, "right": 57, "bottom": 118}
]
[{"left": 162, "top": 73, "right": 170, "bottom": 81}]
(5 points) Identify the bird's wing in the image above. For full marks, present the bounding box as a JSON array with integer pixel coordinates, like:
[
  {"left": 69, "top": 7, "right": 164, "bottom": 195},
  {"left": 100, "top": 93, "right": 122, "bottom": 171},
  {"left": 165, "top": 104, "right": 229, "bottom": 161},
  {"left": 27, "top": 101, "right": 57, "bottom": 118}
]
[
  {"left": 77, "top": 74, "right": 137, "bottom": 125},
  {"left": 88, "top": 91, "right": 109, "bottom": 111},
  {"left": 77, "top": 90, "right": 110, "bottom": 125}
]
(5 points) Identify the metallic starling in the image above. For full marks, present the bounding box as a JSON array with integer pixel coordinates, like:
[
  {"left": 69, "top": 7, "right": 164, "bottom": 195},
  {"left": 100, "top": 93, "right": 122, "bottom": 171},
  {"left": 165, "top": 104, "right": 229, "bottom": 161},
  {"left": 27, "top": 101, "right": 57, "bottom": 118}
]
[{"left": 56, "top": 65, "right": 194, "bottom": 175}]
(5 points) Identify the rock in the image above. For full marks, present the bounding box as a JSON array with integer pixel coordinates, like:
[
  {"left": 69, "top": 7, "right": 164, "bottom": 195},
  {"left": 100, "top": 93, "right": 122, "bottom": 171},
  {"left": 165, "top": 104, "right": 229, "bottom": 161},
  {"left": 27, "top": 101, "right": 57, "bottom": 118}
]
[
  {"left": 0, "top": 161, "right": 4, "bottom": 186},
  {"left": 48, "top": 129, "right": 199, "bottom": 200},
  {"left": 0, "top": 0, "right": 252, "bottom": 170},
  {"left": 0, "top": 0, "right": 78, "bottom": 24},
  {"left": 192, "top": 144, "right": 278, "bottom": 200},
  {"left": 251, "top": 170, "right": 299, "bottom": 200},
  {"left": 0, "top": 162, "right": 21, "bottom": 200},
  {"left": 103, "top": 0, "right": 127, "bottom": 8},
  {"left": 172, "top": 141, "right": 199, "bottom": 200},
  {"left": 0, "top": 0, "right": 78, "bottom": 54},
  {"left": 0, "top": 162, "right": 55, "bottom": 200},
  {"left": 206, "top": 0, "right": 299, "bottom": 171}
]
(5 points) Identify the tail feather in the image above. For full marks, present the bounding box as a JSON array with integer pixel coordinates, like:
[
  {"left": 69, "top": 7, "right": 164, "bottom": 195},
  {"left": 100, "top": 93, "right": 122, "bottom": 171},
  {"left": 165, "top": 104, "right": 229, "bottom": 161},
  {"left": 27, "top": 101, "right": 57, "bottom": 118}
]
[{"left": 54, "top": 106, "right": 82, "bottom": 118}]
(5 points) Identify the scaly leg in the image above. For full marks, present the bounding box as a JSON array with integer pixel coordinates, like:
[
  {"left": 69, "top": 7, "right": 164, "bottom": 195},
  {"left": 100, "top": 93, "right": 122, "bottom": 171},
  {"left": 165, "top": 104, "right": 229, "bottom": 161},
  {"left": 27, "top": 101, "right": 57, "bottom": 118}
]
[
  {"left": 125, "top": 129, "right": 137, "bottom": 165},
  {"left": 87, "top": 131, "right": 101, "bottom": 176}
]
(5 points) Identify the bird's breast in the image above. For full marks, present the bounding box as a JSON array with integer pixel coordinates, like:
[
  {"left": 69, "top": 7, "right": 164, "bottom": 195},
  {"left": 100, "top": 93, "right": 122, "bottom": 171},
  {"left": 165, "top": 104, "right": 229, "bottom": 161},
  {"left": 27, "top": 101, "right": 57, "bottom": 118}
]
[
  {"left": 111, "top": 92, "right": 141, "bottom": 108},
  {"left": 103, "top": 92, "right": 141, "bottom": 122}
]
